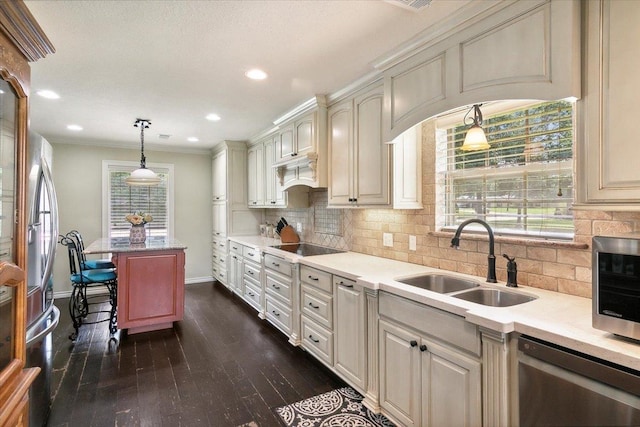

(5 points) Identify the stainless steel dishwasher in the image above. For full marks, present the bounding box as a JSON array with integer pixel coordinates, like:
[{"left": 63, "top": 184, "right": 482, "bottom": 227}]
[{"left": 518, "top": 335, "right": 640, "bottom": 427}]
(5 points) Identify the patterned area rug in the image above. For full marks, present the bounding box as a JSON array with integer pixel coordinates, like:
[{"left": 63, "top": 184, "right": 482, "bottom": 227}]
[{"left": 275, "top": 386, "right": 395, "bottom": 427}]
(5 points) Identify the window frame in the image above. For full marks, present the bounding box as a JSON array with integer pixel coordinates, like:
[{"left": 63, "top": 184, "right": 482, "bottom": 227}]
[
  {"left": 101, "top": 160, "right": 175, "bottom": 239},
  {"left": 435, "top": 100, "right": 575, "bottom": 240}
]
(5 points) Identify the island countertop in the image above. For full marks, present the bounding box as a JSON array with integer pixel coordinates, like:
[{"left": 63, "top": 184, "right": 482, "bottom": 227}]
[{"left": 84, "top": 237, "right": 187, "bottom": 254}]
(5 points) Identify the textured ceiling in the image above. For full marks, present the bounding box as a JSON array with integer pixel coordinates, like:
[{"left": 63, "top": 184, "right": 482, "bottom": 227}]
[{"left": 25, "top": 0, "right": 469, "bottom": 152}]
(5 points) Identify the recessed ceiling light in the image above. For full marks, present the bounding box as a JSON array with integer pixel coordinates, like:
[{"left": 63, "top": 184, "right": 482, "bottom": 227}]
[
  {"left": 37, "top": 90, "right": 60, "bottom": 99},
  {"left": 206, "top": 113, "right": 221, "bottom": 122},
  {"left": 187, "top": 137, "right": 199, "bottom": 142},
  {"left": 245, "top": 69, "right": 267, "bottom": 80},
  {"left": 67, "top": 124, "right": 83, "bottom": 131}
]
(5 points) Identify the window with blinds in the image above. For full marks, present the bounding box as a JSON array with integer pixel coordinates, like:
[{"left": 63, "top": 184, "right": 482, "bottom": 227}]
[
  {"left": 105, "top": 162, "right": 171, "bottom": 238},
  {"left": 435, "top": 100, "right": 574, "bottom": 239}
]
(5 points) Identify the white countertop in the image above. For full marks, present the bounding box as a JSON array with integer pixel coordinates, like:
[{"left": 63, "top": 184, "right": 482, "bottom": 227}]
[
  {"left": 84, "top": 237, "right": 187, "bottom": 254},
  {"left": 230, "top": 236, "right": 640, "bottom": 371}
]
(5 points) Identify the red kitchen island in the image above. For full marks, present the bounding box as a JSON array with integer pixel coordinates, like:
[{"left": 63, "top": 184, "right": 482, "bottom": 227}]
[{"left": 84, "top": 237, "right": 187, "bottom": 334}]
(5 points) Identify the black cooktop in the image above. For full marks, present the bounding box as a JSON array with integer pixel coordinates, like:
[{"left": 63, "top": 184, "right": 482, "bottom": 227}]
[{"left": 271, "top": 243, "right": 344, "bottom": 257}]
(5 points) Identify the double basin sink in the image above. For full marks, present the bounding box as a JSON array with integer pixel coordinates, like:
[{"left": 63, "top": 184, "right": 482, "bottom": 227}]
[{"left": 396, "top": 273, "right": 536, "bottom": 307}]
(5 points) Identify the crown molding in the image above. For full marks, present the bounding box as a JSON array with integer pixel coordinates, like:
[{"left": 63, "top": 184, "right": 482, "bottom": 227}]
[
  {"left": 273, "top": 94, "right": 327, "bottom": 126},
  {"left": 0, "top": 1, "right": 55, "bottom": 62},
  {"left": 49, "top": 137, "right": 212, "bottom": 156}
]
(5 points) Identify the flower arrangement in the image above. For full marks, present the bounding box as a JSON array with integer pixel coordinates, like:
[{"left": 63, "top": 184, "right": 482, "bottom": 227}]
[{"left": 125, "top": 211, "right": 153, "bottom": 226}]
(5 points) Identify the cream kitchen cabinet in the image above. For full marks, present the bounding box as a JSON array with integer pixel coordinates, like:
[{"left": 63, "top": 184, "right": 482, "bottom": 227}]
[
  {"left": 228, "top": 242, "right": 244, "bottom": 296},
  {"left": 264, "top": 136, "right": 286, "bottom": 207},
  {"left": 264, "top": 253, "right": 299, "bottom": 342},
  {"left": 300, "top": 265, "right": 334, "bottom": 366},
  {"left": 334, "top": 276, "right": 366, "bottom": 393},
  {"left": 392, "top": 124, "right": 422, "bottom": 209},
  {"left": 276, "top": 113, "right": 316, "bottom": 162},
  {"left": 328, "top": 82, "right": 390, "bottom": 207},
  {"left": 576, "top": 0, "right": 640, "bottom": 208},
  {"left": 211, "top": 141, "right": 260, "bottom": 284},
  {"left": 247, "top": 142, "right": 264, "bottom": 207},
  {"left": 378, "top": 0, "right": 580, "bottom": 142},
  {"left": 378, "top": 292, "right": 481, "bottom": 427}
]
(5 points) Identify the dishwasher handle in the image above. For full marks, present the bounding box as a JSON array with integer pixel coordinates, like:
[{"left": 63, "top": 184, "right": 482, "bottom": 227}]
[{"left": 519, "top": 335, "right": 640, "bottom": 396}]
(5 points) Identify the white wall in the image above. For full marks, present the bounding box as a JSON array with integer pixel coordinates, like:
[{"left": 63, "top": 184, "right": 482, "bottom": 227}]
[{"left": 51, "top": 142, "right": 212, "bottom": 295}]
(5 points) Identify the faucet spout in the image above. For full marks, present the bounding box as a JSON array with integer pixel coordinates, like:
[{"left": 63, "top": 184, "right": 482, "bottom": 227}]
[{"left": 450, "top": 218, "right": 497, "bottom": 283}]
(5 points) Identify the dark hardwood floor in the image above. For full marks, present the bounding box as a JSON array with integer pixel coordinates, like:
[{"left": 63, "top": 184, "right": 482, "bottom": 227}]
[{"left": 47, "top": 282, "right": 345, "bottom": 427}]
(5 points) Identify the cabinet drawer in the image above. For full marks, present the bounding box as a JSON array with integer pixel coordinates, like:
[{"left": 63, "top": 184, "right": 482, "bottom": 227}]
[
  {"left": 243, "top": 282, "right": 262, "bottom": 311},
  {"left": 244, "top": 262, "right": 261, "bottom": 281},
  {"left": 379, "top": 292, "right": 480, "bottom": 356},
  {"left": 301, "top": 285, "right": 333, "bottom": 329},
  {"left": 243, "top": 246, "right": 261, "bottom": 263},
  {"left": 301, "top": 317, "right": 333, "bottom": 366},
  {"left": 211, "top": 251, "right": 226, "bottom": 267},
  {"left": 333, "top": 275, "right": 356, "bottom": 288},
  {"left": 265, "top": 272, "right": 291, "bottom": 303},
  {"left": 266, "top": 296, "right": 292, "bottom": 334},
  {"left": 213, "top": 237, "right": 227, "bottom": 252},
  {"left": 229, "top": 241, "right": 243, "bottom": 256},
  {"left": 264, "top": 254, "right": 292, "bottom": 277},
  {"left": 300, "top": 265, "right": 332, "bottom": 293}
]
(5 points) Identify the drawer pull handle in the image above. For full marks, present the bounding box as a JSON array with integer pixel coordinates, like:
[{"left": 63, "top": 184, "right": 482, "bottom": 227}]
[
  {"left": 272, "top": 284, "right": 281, "bottom": 290},
  {"left": 309, "top": 335, "right": 319, "bottom": 343},
  {"left": 232, "top": 246, "right": 238, "bottom": 250},
  {"left": 248, "top": 292, "right": 254, "bottom": 297},
  {"left": 410, "top": 340, "right": 418, "bottom": 347},
  {"left": 308, "top": 275, "right": 319, "bottom": 281},
  {"left": 339, "top": 281, "right": 353, "bottom": 288},
  {"left": 248, "top": 252, "right": 255, "bottom": 257},
  {"left": 272, "top": 262, "right": 280, "bottom": 267},
  {"left": 308, "top": 302, "right": 319, "bottom": 309},
  {"left": 420, "top": 344, "right": 428, "bottom": 352},
  {"left": 272, "top": 310, "right": 280, "bottom": 317},
  {"left": 248, "top": 270, "right": 254, "bottom": 275},
  {"left": 233, "top": 255, "right": 237, "bottom": 259}
]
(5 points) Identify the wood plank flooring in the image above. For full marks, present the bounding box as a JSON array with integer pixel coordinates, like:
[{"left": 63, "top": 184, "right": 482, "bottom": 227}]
[{"left": 47, "top": 282, "right": 345, "bottom": 426}]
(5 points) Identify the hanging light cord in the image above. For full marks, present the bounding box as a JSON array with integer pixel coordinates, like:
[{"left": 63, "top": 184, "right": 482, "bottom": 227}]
[{"left": 134, "top": 118, "right": 151, "bottom": 169}]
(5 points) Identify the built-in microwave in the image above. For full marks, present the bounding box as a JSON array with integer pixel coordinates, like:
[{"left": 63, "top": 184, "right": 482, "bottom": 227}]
[{"left": 593, "top": 235, "right": 640, "bottom": 341}]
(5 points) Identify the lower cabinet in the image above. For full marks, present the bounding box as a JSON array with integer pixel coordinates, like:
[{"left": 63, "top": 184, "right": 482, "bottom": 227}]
[
  {"left": 334, "top": 276, "right": 366, "bottom": 392},
  {"left": 378, "top": 293, "right": 482, "bottom": 427},
  {"left": 228, "top": 242, "right": 243, "bottom": 295},
  {"left": 264, "top": 253, "right": 295, "bottom": 338}
]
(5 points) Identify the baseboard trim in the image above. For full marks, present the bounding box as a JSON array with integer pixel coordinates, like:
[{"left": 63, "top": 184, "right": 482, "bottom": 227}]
[{"left": 53, "top": 276, "right": 215, "bottom": 299}]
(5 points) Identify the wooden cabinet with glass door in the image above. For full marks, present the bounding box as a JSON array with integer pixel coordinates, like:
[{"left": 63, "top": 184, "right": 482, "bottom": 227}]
[{"left": 0, "top": 2, "right": 54, "bottom": 426}]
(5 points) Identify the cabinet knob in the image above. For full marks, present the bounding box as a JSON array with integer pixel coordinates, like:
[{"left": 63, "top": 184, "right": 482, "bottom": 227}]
[
  {"left": 420, "top": 344, "right": 428, "bottom": 352},
  {"left": 271, "top": 201, "right": 276, "bottom": 204},
  {"left": 291, "top": 152, "right": 298, "bottom": 157},
  {"left": 410, "top": 340, "right": 418, "bottom": 347}
]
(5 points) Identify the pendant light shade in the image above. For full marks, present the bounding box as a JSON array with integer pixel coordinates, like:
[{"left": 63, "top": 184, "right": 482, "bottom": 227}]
[
  {"left": 126, "top": 118, "right": 161, "bottom": 186},
  {"left": 461, "top": 104, "right": 490, "bottom": 151}
]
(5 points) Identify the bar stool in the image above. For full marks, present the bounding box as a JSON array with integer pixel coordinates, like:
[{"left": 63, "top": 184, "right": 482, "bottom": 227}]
[
  {"left": 59, "top": 232, "right": 117, "bottom": 340},
  {"left": 67, "top": 229, "right": 115, "bottom": 270}
]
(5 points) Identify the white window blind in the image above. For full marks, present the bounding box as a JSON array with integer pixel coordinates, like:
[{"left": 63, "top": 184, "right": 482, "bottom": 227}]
[
  {"left": 104, "top": 162, "right": 171, "bottom": 239},
  {"left": 436, "top": 100, "right": 574, "bottom": 239}
]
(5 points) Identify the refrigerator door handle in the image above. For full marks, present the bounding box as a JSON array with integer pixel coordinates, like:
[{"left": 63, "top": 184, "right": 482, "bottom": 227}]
[
  {"left": 40, "top": 157, "right": 59, "bottom": 290},
  {"left": 26, "top": 305, "right": 60, "bottom": 347}
]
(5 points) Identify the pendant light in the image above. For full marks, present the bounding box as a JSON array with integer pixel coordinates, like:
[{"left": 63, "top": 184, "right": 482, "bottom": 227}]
[
  {"left": 126, "top": 118, "right": 162, "bottom": 186},
  {"left": 461, "top": 104, "right": 490, "bottom": 151}
]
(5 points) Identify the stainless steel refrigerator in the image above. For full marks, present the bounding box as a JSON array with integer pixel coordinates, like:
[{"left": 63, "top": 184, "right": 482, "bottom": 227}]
[{"left": 25, "top": 132, "right": 59, "bottom": 427}]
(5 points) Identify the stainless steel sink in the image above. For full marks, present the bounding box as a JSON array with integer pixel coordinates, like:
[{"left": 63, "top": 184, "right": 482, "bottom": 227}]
[
  {"left": 452, "top": 288, "right": 536, "bottom": 307},
  {"left": 397, "top": 274, "right": 480, "bottom": 294}
]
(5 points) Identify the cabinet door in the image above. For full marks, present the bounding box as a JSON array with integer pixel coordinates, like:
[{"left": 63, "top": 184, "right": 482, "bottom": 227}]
[
  {"left": 247, "top": 143, "right": 264, "bottom": 207},
  {"left": 212, "top": 202, "right": 226, "bottom": 237},
  {"left": 295, "top": 114, "right": 314, "bottom": 157},
  {"left": 354, "top": 85, "right": 389, "bottom": 206},
  {"left": 334, "top": 278, "right": 366, "bottom": 392},
  {"left": 379, "top": 319, "right": 421, "bottom": 427},
  {"left": 212, "top": 150, "right": 227, "bottom": 201},
  {"left": 421, "top": 340, "right": 482, "bottom": 427},
  {"left": 228, "top": 251, "right": 242, "bottom": 293},
  {"left": 328, "top": 100, "right": 353, "bottom": 205},
  {"left": 278, "top": 125, "right": 295, "bottom": 161},
  {"left": 393, "top": 124, "right": 423, "bottom": 209},
  {"left": 580, "top": 0, "right": 640, "bottom": 204},
  {"left": 264, "top": 137, "right": 285, "bottom": 206}
]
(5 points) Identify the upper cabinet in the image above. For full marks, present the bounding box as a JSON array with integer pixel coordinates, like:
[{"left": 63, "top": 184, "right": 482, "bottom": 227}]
[
  {"left": 575, "top": 0, "right": 640, "bottom": 209},
  {"left": 272, "top": 96, "right": 328, "bottom": 190},
  {"left": 328, "top": 82, "right": 390, "bottom": 207},
  {"left": 377, "top": 0, "right": 581, "bottom": 141},
  {"left": 247, "top": 142, "right": 264, "bottom": 207},
  {"left": 211, "top": 150, "right": 226, "bottom": 201}
]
